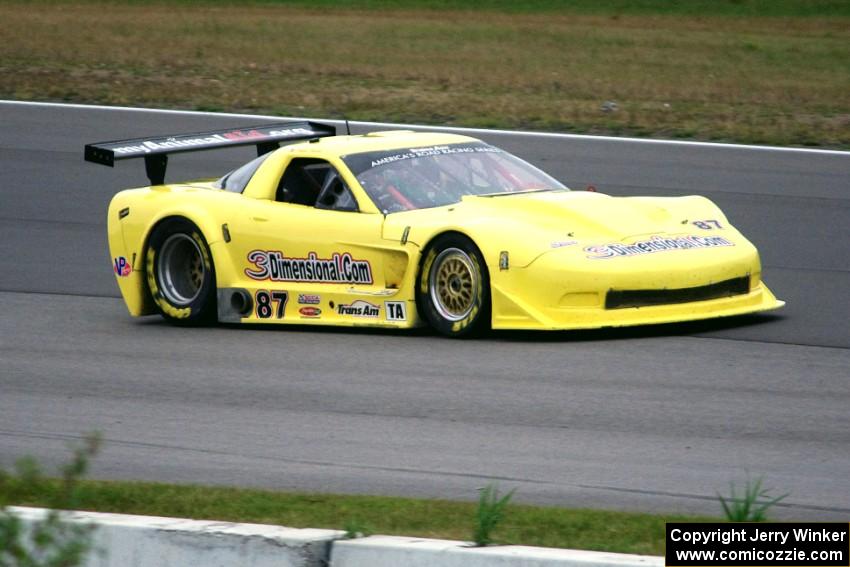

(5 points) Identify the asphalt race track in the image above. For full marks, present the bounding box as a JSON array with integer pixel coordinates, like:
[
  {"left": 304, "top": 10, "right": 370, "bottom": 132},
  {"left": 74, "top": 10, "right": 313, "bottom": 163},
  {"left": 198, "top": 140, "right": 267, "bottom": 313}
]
[{"left": 1, "top": 101, "right": 849, "bottom": 521}]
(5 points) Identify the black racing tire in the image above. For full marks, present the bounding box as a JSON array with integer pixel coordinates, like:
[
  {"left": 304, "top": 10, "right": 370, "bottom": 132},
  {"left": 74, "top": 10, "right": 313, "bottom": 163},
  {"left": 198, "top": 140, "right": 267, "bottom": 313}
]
[
  {"left": 416, "top": 233, "right": 490, "bottom": 338},
  {"left": 145, "top": 218, "right": 217, "bottom": 325}
]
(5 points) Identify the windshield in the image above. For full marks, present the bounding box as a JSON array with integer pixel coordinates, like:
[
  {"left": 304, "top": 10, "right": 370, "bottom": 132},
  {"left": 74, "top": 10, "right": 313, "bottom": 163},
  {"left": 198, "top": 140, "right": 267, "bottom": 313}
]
[{"left": 342, "top": 142, "right": 567, "bottom": 213}]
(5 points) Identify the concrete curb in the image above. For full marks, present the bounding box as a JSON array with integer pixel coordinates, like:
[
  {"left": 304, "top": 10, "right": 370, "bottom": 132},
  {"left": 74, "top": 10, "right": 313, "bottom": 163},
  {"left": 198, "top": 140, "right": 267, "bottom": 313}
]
[
  {"left": 8, "top": 506, "right": 343, "bottom": 567},
  {"left": 7, "top": 507, "right": 664, "bottom": 567},
  {"left": 330, "top": 535, "right": 664, "bottom": 567}
]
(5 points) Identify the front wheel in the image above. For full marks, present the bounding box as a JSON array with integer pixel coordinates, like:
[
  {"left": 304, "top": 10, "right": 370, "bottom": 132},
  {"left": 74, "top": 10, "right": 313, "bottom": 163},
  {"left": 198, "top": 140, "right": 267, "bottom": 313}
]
[
  {"left": 145, "top": 218, "right": 216, "bottom": 324},
  {"left": 416, "top": 234, "right": 490, "bottom": 338}
]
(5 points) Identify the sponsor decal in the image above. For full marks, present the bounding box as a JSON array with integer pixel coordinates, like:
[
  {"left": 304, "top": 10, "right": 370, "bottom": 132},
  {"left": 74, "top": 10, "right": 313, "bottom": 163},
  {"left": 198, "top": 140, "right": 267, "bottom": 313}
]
[
  {"left": 369, "top": 144, "right": 500, "bottom": 169},
  {"left": 385, "top": 301, "right": 407, "bottom": 322},
  {"left": 113, "top": 256, "right": 131, "bottom": 277},
  {"left": 245, "top": 250, "right": 373, "bottom": 284},
  {"left": 585, "top": 235, "right": 734, "bottom": 259},
  {"left": 299, "top": 307, "right": 322, "bottom": 318},
  {"left": 337, "top": 300, "right": 380, "bottom": 318},
  {"left": 298, "top": 293, "right": 321, "bottom": 305},
  {"left": 112, "top": 136, "right": 229, "bottom": 156},
  {"left": 550, "top": 240, "right": 578, "bottom": 248},
  {"left": 110, "top": 127, "right": 314, "bottom": 155},
  {"left": 267, "top": 128, "right": 314, "bottom": 137}
]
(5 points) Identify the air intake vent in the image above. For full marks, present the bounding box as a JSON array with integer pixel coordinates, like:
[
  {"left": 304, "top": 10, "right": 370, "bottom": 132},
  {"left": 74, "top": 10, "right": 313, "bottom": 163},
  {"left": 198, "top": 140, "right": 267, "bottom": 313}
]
[{"left": 605, "top": 277, "right": 750, "bottom": 310}]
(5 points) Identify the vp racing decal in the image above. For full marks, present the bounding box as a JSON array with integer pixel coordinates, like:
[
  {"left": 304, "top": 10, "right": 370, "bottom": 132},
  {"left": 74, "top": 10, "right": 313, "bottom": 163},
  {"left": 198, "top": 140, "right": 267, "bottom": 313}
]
[
  {"left": 585, "top": 235, "right": 734, "bottom": 259},
  {"left": 245, "top": 250, "right": 373, "bottom": 284},
  {"left": 113, "top": 256, "right": 131, "bottom": 277}
]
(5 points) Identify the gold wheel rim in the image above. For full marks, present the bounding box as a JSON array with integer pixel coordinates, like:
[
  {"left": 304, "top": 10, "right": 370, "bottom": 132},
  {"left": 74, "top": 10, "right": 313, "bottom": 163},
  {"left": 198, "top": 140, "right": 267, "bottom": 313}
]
[{"left": 429, "top": 248, "right": 477, "bottom": 321}]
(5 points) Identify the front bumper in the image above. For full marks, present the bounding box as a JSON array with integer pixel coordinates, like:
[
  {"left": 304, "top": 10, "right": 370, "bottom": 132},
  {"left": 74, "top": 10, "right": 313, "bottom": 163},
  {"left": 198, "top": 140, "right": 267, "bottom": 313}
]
[{"left": 489, "top": 243, "right": 784, "bottom": 330}]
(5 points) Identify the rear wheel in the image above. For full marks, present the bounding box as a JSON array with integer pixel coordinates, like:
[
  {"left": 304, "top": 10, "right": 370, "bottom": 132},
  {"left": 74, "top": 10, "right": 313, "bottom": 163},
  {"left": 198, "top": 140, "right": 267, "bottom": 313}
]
[
  {"left": 146, "top": 218, "right": 216, "bottom": 324},
  {"left": 416, "top": 234, "right": 490, "bottom": 338}
]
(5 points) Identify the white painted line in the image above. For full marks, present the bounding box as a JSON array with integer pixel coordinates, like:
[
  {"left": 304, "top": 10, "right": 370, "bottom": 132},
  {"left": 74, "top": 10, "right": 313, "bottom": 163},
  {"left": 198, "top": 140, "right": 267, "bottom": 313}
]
[{"left": 3, "top": 99, "right": 849, "bottom": 157}]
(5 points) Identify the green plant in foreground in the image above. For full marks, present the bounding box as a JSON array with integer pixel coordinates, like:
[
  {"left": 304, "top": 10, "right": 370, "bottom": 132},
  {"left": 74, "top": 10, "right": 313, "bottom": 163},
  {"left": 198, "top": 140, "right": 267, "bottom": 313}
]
[
  {"left": 343, "top": 518, "right": 372, "bottom": 539},
  {"left": 717, "top": 475, "right": 788, "bottom": 522},
  {"left": 472, "top": 483, "right": 516, "bottom": 546},
  {"left": 0, "top": 433, "right": 101, "bottom": 567}
]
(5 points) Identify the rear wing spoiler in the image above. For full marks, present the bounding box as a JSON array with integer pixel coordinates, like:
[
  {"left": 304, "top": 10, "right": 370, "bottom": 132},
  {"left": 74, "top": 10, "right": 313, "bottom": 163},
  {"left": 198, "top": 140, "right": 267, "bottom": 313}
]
[{"left": 84, "top": 121, "right": 336, "bottom": 185}]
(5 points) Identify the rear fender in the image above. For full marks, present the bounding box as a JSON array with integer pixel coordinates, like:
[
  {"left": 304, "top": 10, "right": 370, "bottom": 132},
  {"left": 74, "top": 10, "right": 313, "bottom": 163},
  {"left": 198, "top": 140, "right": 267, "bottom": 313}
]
[
  {"left": 107, "top": 194, "right": 154, "bottom": 316},
  {"left": 108, "top": 198, "right": 232, "bottom": 316}
]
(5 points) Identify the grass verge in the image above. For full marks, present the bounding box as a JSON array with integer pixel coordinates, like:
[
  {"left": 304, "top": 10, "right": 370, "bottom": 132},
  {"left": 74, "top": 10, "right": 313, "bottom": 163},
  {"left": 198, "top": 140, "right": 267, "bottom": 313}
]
[
  {"left": 40, "top": 0, "right": 850, "bottom": 18},
  {"left": 0, "top": 1, "right": 847, "bottom": 147},
  {"left": 0, "top": 477, "right": 711, "bottom": 555}
]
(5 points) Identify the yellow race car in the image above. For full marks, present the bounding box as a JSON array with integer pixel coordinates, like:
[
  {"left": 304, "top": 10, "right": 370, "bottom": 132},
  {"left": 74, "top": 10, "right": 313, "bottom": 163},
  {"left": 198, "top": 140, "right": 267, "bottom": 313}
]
[{"left": 87, "top": 121, "right": 783, "bottom": 337}]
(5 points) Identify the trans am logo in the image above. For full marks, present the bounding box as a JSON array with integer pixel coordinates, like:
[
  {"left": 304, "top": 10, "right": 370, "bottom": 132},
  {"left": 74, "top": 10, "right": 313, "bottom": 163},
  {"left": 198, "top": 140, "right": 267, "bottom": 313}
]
[
  {"left": 245, "top": 250, "right": 373, "bottom": 284},
  {"left": 113, "top": 256, "right": 131, "bottom": 277},
  {"left": 337, "top": 300, "right": 380, "bottom": 318},
  {"left": 584, "top": 235, "right": 734, "bottom": 259}
]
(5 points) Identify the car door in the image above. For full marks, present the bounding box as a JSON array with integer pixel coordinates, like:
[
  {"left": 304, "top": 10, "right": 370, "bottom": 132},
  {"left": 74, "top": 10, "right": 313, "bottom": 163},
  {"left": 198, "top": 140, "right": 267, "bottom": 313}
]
[{"left": 228, "top": 156, "right": 400, "bottom": 320}]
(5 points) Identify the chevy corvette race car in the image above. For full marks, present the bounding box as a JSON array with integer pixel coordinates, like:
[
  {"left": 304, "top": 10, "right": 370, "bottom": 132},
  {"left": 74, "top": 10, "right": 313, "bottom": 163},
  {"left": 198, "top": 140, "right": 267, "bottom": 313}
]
[{"left": 87, "top": 121, "right": 783, "bottom": 337}]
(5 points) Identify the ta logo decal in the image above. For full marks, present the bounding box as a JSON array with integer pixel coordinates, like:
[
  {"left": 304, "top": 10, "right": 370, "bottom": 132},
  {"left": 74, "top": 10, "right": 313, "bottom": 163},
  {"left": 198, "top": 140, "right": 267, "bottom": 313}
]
[
  {"left": 113, "top": 256, "right": 131, "bottom": 277},
  {"left": 385, "top": 301, "right": 407, "bottom": 322}
]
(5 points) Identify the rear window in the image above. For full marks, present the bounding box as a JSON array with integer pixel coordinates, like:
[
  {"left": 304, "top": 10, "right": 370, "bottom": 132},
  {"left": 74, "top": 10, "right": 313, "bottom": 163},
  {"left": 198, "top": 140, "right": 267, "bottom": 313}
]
[{"left": 214, "top": 152, "right": 273, "bottom": 193}]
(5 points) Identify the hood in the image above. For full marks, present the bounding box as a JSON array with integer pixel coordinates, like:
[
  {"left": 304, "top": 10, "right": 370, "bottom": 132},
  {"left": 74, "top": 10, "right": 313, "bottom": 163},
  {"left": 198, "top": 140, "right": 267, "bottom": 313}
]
[
  {"left": 385, "top": 190, "right": 729, "bottom": 268},
  {"left": 458, "top": 190, "right": 698, "bottom": 239}
]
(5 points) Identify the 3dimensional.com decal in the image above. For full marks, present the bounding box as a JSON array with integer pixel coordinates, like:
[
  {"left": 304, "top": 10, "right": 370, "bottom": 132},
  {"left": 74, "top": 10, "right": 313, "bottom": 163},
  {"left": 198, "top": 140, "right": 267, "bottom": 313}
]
[
  {"left": 245, "top": 250, "right": 373, "bottom": 284},
  {"left": 585, "top": 235, "right": 734, "bottom": 259}
]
